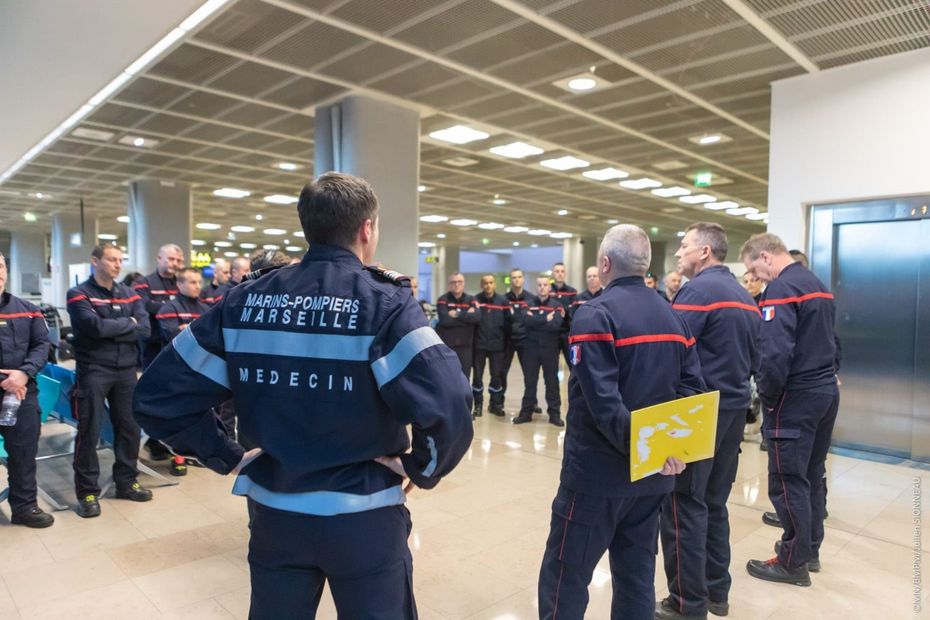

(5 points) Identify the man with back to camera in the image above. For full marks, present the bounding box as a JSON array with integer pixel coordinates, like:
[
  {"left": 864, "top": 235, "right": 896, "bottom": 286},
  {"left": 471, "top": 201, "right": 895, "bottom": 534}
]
[
  {"left": 655, "top": 223, "right": 760, "bottom": 620},
  {"left": 663, "top": 270, "right": 683, "bottom": 302},
  {"left": 570, "top": 265, "right": 603, "bottom": 317},
  {"left": 740, "top": 233, "right": 839, "bottom": 587},
  {"left": 472, "top": 274, "right": 510, "bottom": 418},
  {"left": 201, "top": 258, "right": 230, "bottom": 306},
  {"left": 537, "top": 224, "right": 705, "bottom": 620},
  {"left": 155, "top": 267, "right": 210, "bottom": 476},
  {"left": 502, "top": 268, "right": 537, "bottom": 409},
  {"left": 0, "top": 251, "right": 54, "bottom": 528},
  {"left": 133, "top": 172, "right": 473, "bottom": 619},
  {"left": 435, "top": 272, "right": 480, "bottom": 378},
  {"left": 67, "top": 245, "right": 153, "bottom": 518},
  {"left": 550, "top": 262, "right": 577, "bottom": 367},
  {"left": 513, "top": 276, "right": 565, "bottom": 427}
]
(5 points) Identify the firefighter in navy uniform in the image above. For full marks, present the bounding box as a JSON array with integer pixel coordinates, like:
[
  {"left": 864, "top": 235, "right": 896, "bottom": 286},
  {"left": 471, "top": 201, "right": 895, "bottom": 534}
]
[
  {"left": 570, "top": 265, "right": 602, "bottom": 318},
  {"left": 502, "top": 268, "right": 537, "bottom": 409},
  {"left": 134, "top": 172, "right": 473, "bottom": 620},
  {"left": 0, "top": 252, "right": 53, "bottom": 528},
  {"left": 740, "top": 232, "right": 839, "bottom": 587},
  {"left": 472, "top": 274, "right": 510, "bottom": 418},
  {"left": 155, "top": 267, "right": 210, "bottom": 477},
  {"left": 514, "top": 276, "right": 565, "bottom": 426},
  {"left": 435, "top": 272, "right": 480, "bottom": 378},
  {"left": 200, "top": 258, "right": 229, "bottom": 306},
  {"left": 67, "top": 245, "right": 153, "bottom": 518},
  {"left": 538, "top": 225, "right": 705, "bottom": 620},
  {"left": 656, "top": 223, "right": 760, "bottom": 620},
  {"left": 550, "top": 261, "right": 577, "bottom": 367},
  {"left": 134, "top": 243, "right": 183, "bottom": 368}
]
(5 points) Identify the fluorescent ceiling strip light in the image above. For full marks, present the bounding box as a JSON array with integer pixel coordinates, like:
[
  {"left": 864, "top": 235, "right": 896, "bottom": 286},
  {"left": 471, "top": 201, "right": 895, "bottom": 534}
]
[
  {"left": 428, "top": 125, "right": 489, "bottom": 144},
  {"left": 89, "top": 72, "right": 133, "bottom": 105},
  {"left": 702, "top": 200, "right": 738, "bottom": 210},
  {"left": 419, "top": 215, "right": 448, "bottom": 223},
  {"left": 450, "top": 219, "right": 478, "bottom": 226},
  {"left": 619, "top": 178, "right": 662, "bottom": 190},
  {"left": 478, "top": 222, "right": 505, "bottom": 230},
  {"left": 527, "top": 229, "right": 552, "bottom": 236},
  {"left": 550, "top": 232, "right": 572, "bottom": 239},
  {"left": 745, "top": 212, "right": 768, "bottom": 221},
  {"left": 726, "top": 207, "right": 759, "bottom": 216},
  {"left": 652, "top": 186, "right": 691, "bottom": 198},
  {"left": 263, "top": 194, "right": 298, "bottom": 204},
  {"left": 679, "top": 194, "right": 717, "bottom": 204},
  {"left": 489, "top": 142, "right": 544, "bottom": 159},
  {"left": 582, "top": 167, "right": 629, "bottom": 181},
  {"left": 214, "top": 188, "right": 250, "bottom": 198},
  {"left": 504, "top": 226, "right": 528, "bottom": 233},
  {"left": 540, "top": 156, "right": 590, "bottom": 171}
]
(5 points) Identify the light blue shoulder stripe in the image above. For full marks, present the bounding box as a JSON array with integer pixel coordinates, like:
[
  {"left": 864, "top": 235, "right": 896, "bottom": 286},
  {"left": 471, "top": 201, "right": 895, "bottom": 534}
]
[
  {"left": 172, "top": 327, "right": 230, "bottom": 388},
  {"left": 222, "top": 328, "right": 374, "bottom": 361},
  {"left": 231, "top": 476, "right": 406, "bottom": 516},
  {"left": 371, "top": 326, "right": 444, "bottom": 388}
]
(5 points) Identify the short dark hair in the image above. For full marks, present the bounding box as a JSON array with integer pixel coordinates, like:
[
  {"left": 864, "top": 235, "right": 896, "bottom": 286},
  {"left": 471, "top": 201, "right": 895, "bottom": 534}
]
[
  {"left": 685, "top": 222, "right": 728, "bottom": 261},
  {"left": 789, "top": 249, "right": 809, "bottom": 268},
  {"left": 91, "top": 244, "right": 120, "bottom": 260},
  {"left": 297, "top": 172, "right": 379, "bottom": 249},
  {"left": 177, "top": 267, "right": 201, "bottom": 283},
  {"left": 553, "top": 262, "right": 565, "bottom": 268}
]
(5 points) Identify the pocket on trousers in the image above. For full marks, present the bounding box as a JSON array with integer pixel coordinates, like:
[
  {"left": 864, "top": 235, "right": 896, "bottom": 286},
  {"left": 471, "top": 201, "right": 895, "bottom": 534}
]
[
  {"left": 763, "top": 428, "right": 803, "bottom": 475},
  {"left": 551, "top": 490, "right": 593, "bottom": 568}
]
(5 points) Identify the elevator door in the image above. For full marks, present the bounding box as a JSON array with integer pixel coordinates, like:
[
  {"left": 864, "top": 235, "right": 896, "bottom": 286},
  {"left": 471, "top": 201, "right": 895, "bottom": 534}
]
[{"left": 832, "top": 220, "right": 922, "bottom": 456}]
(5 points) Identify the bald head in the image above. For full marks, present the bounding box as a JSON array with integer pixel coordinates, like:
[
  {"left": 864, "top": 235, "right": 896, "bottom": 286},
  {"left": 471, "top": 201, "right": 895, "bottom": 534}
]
[
  {"left": 230, "top": 257, "right": 251, "bottom": 283},
  {"left": 155, "top": 244, "right": 183, "bottom": 278},
  {"left": 598, "top": 224, "right": 651, "bottom": 284}
]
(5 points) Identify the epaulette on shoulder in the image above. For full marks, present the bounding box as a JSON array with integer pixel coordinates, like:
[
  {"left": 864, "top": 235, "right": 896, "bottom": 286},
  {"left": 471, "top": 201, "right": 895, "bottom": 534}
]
[
  {"left": 364, "top": 265, "right": 411, "bottom": 287},
  {"left": 242, "top": 263, "right": 287, "bottom": 282}
]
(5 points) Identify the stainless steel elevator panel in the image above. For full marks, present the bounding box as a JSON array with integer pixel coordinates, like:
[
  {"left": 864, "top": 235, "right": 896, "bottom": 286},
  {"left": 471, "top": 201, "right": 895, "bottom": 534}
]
[
  {"left": 912, "top": 218, "right": 930, "bottom": 462},
  {"left": 832, "top": 221, "right": 921, "bottom": 456}
]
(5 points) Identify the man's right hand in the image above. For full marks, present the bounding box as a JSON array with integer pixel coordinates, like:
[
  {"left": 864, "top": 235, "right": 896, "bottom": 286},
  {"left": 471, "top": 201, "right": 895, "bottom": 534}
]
[
  {"left": 448, "top": 309, "right": 459, "bottom": 318},
  {"left": 659, "top": 457, "right": 686, "bottom": 476}
]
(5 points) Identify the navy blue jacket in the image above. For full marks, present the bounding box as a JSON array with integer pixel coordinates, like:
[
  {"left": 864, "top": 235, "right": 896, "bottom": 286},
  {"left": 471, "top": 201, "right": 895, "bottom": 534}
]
[
  {"left": 67, "top": 277, "right": 150, "bottom": 369},
  {"left": 0, "top": 292, "right": 49, "bottom": 391},
  {"left": 156, "top": 294, "right": 209, "bottom": 343},
  {"left": 133, "top": 245, "right": 473, "bottom": 516},
  {"left": 551, "top": 282, "right": 577, "bottom": 334},
  {"left": 563, "top": 276, "right": 706, "bottom": 497},
  {"left": 757, "top": 262, "right": 837, "bottom": 407},
  {"left": 570, "top": 287, "right": 602, "bottom": 318},
  {"left": 435, "top": 292, "right": 479, "bottom": 349},
  {"left": 505, "top": 289, "right": 537, "bottom": 343},
  {"left": 201, "top": 281, "right": 227, "bottom": 306},
  {"left": 134, "top": 272, "right": 178, "bottom": 344},
  {"left": 473, "top": 292, "right": 510, "bottom": 352},
  {"left": 672, "top": 265, "right": 760, "bottom": 411},
  {"left": 525, "top": 295, "right": 564, "bottom": 347}
]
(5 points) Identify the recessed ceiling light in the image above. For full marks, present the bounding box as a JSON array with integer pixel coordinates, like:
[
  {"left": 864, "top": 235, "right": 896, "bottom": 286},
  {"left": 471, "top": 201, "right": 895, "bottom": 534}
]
[
  {"left": 72, "top": 128, "right": 115, "bottom": 142},
  {"left": 677, "top": 231, "right": 687, "bottom": 237},
  {"left": 283, "top": 239, "right": 290, "bottom": 244},
  {"left": 231, "top": 225, "right": 255, "bottom": 233},
  {"left": 703, "top": 200, "right": 738, "bottom": 210},
  {"left": 489, "top": 142, "right": 544, "bottom": 159},
  {"left": 553, "top": 71, "right": 609, "bottom": 93},
  {"left": 568, "top": 77, "right": 596, "bottom": 91},
  {"left": 679, "top": 194, "right": 717, "bottom": 204},
  {"left": 653, "top": 160, "right": 688, "bottom": 171},
  {"left": 264, "top": 194, "right": 297, "bottom": 205},
  {"left": 428, "top": 125, "right": 489, "bottom": 145},
  {"left": 540, "top": 156, "right": 590, "bottom": 171},
  {"left": 746, "top": 212, "right": 768, "bottom": 221},
  {"left": 442, "top": 156, "right": 480, "bottom": 167},
  {"left": 23, "top": 212, "right": 37, "bottom": 222},
  {"left": 420, "top": 215, "right": 448, "bottom": 223},
  {"left": 512, "top": 241, "right": 520, "bottom": 247},
  {"left": 264, "top": 228, "right": 286, "bottom": 235},
  {"left": 582, "top": 167, "right": 629, "bottom": 181},
  {"left": 652, "top": 186, "right": 691, "bottom": 198},
  {"left": 117, "top": 215, "right": 129, "bottom": 223},
  {"left": 726, "top": 207, "right": 759, "bottom": 216},
  {"left": 196, "top": 222, "right": 222, "bottom": 230},
  {"left": 255, "top": 214, "right": 263, "bottom": 221},
  {"left": 214, "top": 188, "right": 250, "bottom": 199},
  {"left": 531, "top": 243, "right": 539, "bottom": 248},
  {"left": 417, "top": 185, "right": 427, "bottom": 192},
  {"left": 286, "top": 245, "right": 302, "bottom": 252},
  {"left": 418, "top": 241, "right": 436, "bottom": 248},
  {"left": 240, "top": 242, "right": 257, "bottom": 249},
  {"left": 98, "top": 233, "right": 118, "bottom": 240},
  {"left": 277, "top": 162, "right": 298, "bottom": 171},
  {"left": 490, "top": 195, "right": 508, "bottom": 205},
  {"left": 550, "top": 232, "right": 572, "bottom": 239},
  {"left": 263, "top": 244, "right": 280, "bottom": 250},
  {"left": 293, "top": 231, "right": 304, "bottom": 237},
  {"left": 689, "top": 133, "right": 732, "bottom": 146},
  {"left": 223, "top": 251, "right": 239, "bottom": 258},
  {"left": 118, "top": 135, "right": 158, "bottom": 148},
  {"left": 215, "top": 241, "right": 232, "bottom": 247},
  {"left": 437, "top": 233, "right": 446, "bottom": 239},
  {"left": 607, "top": 219, "right": 619, "bottom": 224},
  {"left": 527, "top": 229, "right": 552, "bottom": 236},
  {"left": 475, "top": 222, "right": 503, "bottom": 230},
  {"left": 450, "top": 218, "right": 478, "bottom": 226},
  {"left": 504, "top": 226, "right": 529, "bottom": 233},
  {"left": 620, "top": 178, "right": 662, "bottom": 190},
  {"left": 34, "top": 192, "right": 49, "bottom": 199},
  {"left": 192, "top": 240, "right": 206, "bottom": 246},
  {"left": 556, "top": 209, "right": 569, "bottom": 216}
]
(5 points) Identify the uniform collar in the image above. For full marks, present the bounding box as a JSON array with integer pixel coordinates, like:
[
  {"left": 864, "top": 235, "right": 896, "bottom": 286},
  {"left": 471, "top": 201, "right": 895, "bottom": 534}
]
[
  {"left": 89, "top": 275, "right": 118, "bottom": 294},
  {"left": 693, "top": 263, "right": 729, "bottom": 280},
  {"left": 605, "top": 275, "right": 647, "bottom": 290},
  {"left": 304, "top": 244, "right": 363, "bottom": 267}
]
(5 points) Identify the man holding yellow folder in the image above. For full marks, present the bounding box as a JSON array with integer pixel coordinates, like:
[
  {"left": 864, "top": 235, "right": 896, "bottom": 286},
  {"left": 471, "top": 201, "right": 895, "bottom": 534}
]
[{"left": 537, "top": 224, "right": 706, "bottom": 620}]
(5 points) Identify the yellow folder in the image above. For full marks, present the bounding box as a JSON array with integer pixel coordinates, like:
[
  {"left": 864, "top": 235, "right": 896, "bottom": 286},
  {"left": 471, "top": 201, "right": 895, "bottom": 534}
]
[{"left": 630, "top": 391, "right": 720, "bottom": 482}]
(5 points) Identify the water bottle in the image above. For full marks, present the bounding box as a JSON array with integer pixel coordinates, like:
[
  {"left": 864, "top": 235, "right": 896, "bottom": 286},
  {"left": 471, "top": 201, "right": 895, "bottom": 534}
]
[{"left": 0, "top": 392, "right": 21, "bottom": 426}]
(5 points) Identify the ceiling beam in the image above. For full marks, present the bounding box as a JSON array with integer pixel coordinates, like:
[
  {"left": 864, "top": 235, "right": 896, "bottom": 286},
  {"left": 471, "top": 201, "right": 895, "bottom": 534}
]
[{"left": 718, "top": 0, "right": 820, "bottom": 73}]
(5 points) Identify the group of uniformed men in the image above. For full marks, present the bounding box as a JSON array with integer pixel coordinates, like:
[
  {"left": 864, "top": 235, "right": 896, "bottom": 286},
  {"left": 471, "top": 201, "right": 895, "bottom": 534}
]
[{"left": 1, "top": 171, "right": 838, "bottom": 620}]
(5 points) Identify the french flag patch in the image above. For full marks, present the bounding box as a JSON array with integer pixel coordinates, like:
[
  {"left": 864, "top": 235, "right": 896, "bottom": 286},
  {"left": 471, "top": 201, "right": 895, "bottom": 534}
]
[
  {"left": 570, "top": 344, "right": 582, "bottom": 366},
  {"left": 762, "top": 306, "right": 775, "bottom": 322}
]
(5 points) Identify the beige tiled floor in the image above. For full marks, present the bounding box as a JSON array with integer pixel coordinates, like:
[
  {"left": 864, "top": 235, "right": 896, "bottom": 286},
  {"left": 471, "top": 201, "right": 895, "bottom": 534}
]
[{"left": 1, "top": 370, "right": 927, "bottom": 619}]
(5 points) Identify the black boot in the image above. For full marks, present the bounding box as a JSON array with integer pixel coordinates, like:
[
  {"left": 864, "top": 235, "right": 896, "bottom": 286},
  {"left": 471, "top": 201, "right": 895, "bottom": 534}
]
[
  {"left": 654, "top": 597, "right": 707, "bottom": 619},
  {"left": 746, "top": 557, "right": 811, "bottom": 586},
  {"left": 488, "top": 393, "right": 505, "bottom": 416},
  {"left": 472, "top": 400, "right": 483, "bottom": 418},
  {"left": 548, "top": 414, "right": 565, "bottom": 427},
  {"left": 775, "top": 540, "right": 820, "bottom": 572},
  {"left": 11, "top": 507, "right": 55, "bottom": 528},
  {"left": 145, "top": 439, "right": 171, "bottom": 461},
  {"left": 532, "top": 406, "right": 542, "bottom": 414},
  {"left": 707, "top": 600, "right": 729, "bottom": 617},
  {"left": 762, "top": 511, "right": 781, "bottom": 527},
  {"left": 513, "top": 412, "right": 533, "bottom": 424}
]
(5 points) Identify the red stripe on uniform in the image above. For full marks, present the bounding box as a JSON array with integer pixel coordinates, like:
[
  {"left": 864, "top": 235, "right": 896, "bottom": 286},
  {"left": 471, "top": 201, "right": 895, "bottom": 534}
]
[
  {"left": 67, "top": 294, "right": 88, "bottom": 304},
  {"left": 478, "top": 304, "right": 510, "bottom": 310},
  {"left": 156, "top": 313, "right": 200, "bottom": 320},
  {"left": 88, "top": 295, "right": 140, "bottom": 305},
  {"left": 149, "top": 289, "right": 178, "bottom": 295},
  {"left": 673, "top": 301, "right": 762, "bottom": 316},
  {"left": 569, "top": 333, "right": 614, "bottom": 344},
  {"left": 0, "top": 312, "right": 42, "bottom": 319},
  {"left": 759, "top": 291, "right": 834, "bottom": 307},
  {"left": 615, "top": 334, "right": 696, "bottom": 348}
]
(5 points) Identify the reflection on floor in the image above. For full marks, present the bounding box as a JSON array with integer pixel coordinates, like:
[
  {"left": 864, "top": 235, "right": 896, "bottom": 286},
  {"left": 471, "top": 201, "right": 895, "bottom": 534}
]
[{"left": 0, "top": 368, "right": 927, "bottom": 620}]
